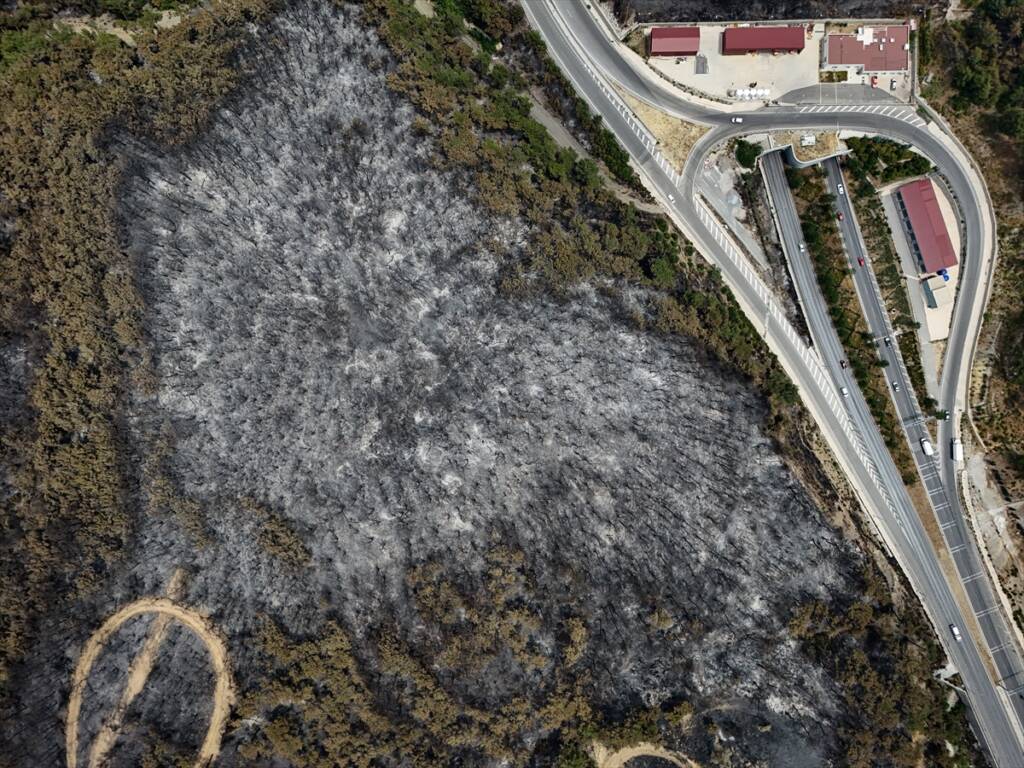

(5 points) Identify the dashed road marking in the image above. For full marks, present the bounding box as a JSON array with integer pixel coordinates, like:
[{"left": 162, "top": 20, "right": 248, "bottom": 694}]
[{"left": 798, "top": 103, "right": 926, "bottom": 127}]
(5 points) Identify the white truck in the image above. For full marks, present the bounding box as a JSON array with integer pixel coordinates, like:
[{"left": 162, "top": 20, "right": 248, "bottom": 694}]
[
  {"left": 920, "top": 438, "right": 935, "bottom": 457},
  {"left": 951, "top": 437, "right": 964, "bottom": 463}
]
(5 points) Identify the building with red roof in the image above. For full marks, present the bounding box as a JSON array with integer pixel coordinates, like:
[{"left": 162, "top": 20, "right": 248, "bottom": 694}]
[
  {"left": 722, "top": 26, "right": 805, "bottom": 55},
  {"left": 826, "top": 25, "right": 910, "bottom": 72},
  {"left": 895, "top": 178, "right": 958, "bottom": 274},
  {"left": 650, "top": 27, "right": 700, "bottom": 57}
]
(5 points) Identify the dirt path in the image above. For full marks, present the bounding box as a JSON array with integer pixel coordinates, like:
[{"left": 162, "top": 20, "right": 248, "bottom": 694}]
[
  {"left": 527, "top": 89, "right": 662, "bottom": 214},
  {"left": 65, "top": 578, "right": 234, "bottom": 768},
  {"left": 591, "top": 741, "right": 701, "bottom": 768},
  {"left": 85, "top": 571, "right": 185, "bottom": 768}
]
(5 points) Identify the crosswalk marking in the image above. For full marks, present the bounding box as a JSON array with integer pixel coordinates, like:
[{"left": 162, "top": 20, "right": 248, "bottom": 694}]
[
  {"left": 797, "top": 103, "right": 926, "bottom": 127},
  {"left": 577, "top": 49, "right": 900, "bottom": 518}
]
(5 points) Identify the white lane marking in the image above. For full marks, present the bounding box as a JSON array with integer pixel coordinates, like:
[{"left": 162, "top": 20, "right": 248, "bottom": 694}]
[
  {"left": 963, "top": 571, "right": 986, "bottom": 584},
  {"left": 976, "top": 606, "right": 999, "bottom": 619}
]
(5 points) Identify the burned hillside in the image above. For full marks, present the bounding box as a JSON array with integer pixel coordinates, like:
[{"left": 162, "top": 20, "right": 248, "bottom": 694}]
[{"left": 0, "top": 1, "right": 976, "bottom": 767}]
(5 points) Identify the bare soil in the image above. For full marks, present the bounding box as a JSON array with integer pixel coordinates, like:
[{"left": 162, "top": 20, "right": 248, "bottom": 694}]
[
  {"left": 616, "top": 85, "right": 709, "bottom": 172},
  {"left": 65, "top": 591, "right": 233, "bottom": 768}
]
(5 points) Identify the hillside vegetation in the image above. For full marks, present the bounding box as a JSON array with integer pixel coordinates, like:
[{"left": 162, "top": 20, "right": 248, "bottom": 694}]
[
  {"left": 921, "top": 1, "right": 1024, "bottom": 492},
  {"left": 0, "top": 0, "right": 985, "bottom": 766}
]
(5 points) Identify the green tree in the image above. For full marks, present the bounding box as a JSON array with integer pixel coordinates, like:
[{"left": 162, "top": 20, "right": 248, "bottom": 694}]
[{"left": 735, "top": 138, "right": 759, "bottom": 169}]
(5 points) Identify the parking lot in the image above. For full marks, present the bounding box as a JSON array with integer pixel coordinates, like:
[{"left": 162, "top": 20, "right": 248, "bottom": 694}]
[{"left": 646, "top": 24, "right": 824, "bottom": 102}]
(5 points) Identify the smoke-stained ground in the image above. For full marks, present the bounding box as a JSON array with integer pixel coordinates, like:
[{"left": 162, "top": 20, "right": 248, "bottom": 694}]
[{"left": 0, "top": 3, "right": 913, "bottom": 766}]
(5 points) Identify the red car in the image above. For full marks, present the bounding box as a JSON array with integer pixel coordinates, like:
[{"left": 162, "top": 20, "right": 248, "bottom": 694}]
[
  {"left": 857, "top": 257, "right": 865, "bottom": 267},
  {"left": 837, "top": 211, "right": 844, "bottom": 221}
]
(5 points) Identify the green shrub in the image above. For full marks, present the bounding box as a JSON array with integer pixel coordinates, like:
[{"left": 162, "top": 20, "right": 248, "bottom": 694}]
[{"left": 735, "top": 138, "right": 759, "bottom": 169}]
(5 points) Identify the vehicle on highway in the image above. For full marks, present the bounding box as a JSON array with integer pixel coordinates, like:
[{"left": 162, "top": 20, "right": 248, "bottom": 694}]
[
  {"left": 951, "top": 624, "right": 963, "bottom": 642},
  {"left": 952, "top": 438, "right": 964, "bottom": 463},
  {"left": 892, "top": 380, "right": 900, "bottom": 392},
  {"left": 943, "top": 410, "right": 951, "bottom": 421},
  {"left": 731, "top": 117, "right": 744, "bottom": 123},
  {"left": 857, "top": 257, "right": 865, "bottom": 267},
  {"left": 840, "top": 359, "right": 848, "bottom": 369},
  {"left": 799, "top": 242, "right": 805, "bottom": 252},
  {"left": 523, "top": 5, "right": 1024, "bottom": 755},
  {"left": 884, "top": 336, "right": 892, "bottom": 347},
  {"left": 668, "top": 194, "right": 675, "bottom": 203},
  {"left": 837, "top": 211, "right": 844, "bottom": 221},
  {"left": 841, "top": 386, "right": 850, "bottom": 397},
  {"left": 837, "top": 183, "right": 845, "bottom": 196},
  {"left": 921, "top": 438, "right": 935, "bottom": 456}
]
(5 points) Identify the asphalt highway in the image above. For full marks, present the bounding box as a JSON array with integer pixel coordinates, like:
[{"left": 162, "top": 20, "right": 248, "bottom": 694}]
[
  {"left": 522, "top": 0, "right": 1024, "bottom": 763},
  {"left": 824, "top": 156, "right": 1024, "bottom": 722},
  {"left": 761, "top": 152, "right": 1024, "bottom": 763}
]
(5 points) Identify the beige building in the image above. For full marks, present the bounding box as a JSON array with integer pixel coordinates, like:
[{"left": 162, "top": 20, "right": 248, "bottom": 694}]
[{"left": 922, "top": 274, "right": 953, "bottom": 309}]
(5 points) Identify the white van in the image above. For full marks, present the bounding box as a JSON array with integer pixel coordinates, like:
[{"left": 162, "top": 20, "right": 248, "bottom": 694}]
[{"left": 921, "top": 438, "right": 935, "bottom": 457}]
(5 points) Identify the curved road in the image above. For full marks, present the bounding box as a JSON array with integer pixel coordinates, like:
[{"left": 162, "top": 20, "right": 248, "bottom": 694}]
[{"left": 523, "top": 1, "right": 1024, "bottom": 764}]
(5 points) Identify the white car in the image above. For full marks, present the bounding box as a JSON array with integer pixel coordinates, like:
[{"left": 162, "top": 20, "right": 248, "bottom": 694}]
[
  {"left": 798, "top": 242, "right": 805, "bottom": 252},
  {"left": 731, "top": 117, "right": 744, "bottom": 123},
  {"left": 668, "top": 194, "right": 675, "bottom": 203},
  {"left": 840, "top": 386, "right": 850, "bottom": 398},
  {"left": 950, "top": 624, "right": 963, "bottom": 642},
  {"left": 921, "top": 438, "right": 935, "bottom": 456},
  {"left": 837, "top": 183, "right": 845, "bottom": 196}
]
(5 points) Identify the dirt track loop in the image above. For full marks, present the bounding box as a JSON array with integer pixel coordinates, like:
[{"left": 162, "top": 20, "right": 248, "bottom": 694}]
[
  {"left": 592, "top": 741, "right": 701, "bottom": 768},
  {"left": 65, "top": 593, "right": 234, "bottom": 768}
]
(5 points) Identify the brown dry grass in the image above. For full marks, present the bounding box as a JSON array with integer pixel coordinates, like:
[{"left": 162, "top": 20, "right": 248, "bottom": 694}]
[
  {"left": 774, "top": 130, "right": 841, "bottom": 163},
  {"left": 615, "top": 85, "right": 709, "bottom": 173}
]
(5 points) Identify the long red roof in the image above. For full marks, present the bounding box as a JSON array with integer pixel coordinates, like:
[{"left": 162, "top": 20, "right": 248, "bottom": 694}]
[
  {"left": 827, "top": 26, "right": 909, "bottom": 72},
  {"left": 722, "top": 26, "right": 805, "bottom": 54},
  {"left": 897, "top": 179, "right": 957, "bottom": 273},
  {"left": 650, "top": 27, "right": 700, "bottom": 56}
]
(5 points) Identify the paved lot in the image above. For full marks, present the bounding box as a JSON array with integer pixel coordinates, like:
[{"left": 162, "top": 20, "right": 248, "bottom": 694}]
[
  {"left": 647, "top": 24, "right": 822, "bottom": 102},
  {"left": 783, "top": 83, "right": 905, "bottom": 104}
]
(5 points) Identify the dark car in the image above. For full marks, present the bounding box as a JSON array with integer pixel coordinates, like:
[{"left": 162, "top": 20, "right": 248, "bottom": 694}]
[
  {"left": 857, "top": 257, "right": 865, "bottom": 267},
  {"left": 837, "top": 211, "right": 844, "bottom": 221}
]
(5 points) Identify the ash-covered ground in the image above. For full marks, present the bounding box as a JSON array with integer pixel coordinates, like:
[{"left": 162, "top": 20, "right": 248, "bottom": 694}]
[{"left": 2, "top": 4, "right": 885, "bottom": 766}]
